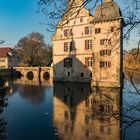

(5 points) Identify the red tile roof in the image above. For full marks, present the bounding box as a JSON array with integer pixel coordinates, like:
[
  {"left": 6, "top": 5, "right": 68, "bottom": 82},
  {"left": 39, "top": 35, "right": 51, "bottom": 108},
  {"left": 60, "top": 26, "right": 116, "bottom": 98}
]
[{"left": 0, "top": 48, "right": 11, "bottom": 58}]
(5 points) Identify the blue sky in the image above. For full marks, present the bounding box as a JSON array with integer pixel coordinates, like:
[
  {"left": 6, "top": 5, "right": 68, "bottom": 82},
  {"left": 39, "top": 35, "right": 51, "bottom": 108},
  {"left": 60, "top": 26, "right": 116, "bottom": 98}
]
[
  {"left": 0, "top": 0, "right": 52, "bottom": 47},
  {"left": 0, "top": 0, "right": 135, "bottom": 49}
]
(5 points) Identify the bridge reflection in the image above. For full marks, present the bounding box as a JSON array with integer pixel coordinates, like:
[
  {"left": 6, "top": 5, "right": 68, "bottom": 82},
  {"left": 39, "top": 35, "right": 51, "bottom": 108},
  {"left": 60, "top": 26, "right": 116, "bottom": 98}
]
[
  {"left": 13, "top": 76, "right": 53, "bottom": 86},
  {"left": 5, "top": 77, "right": 53, "bottom": 104},
  {"left": 5, "top": 77, "right": 53, "bottom": 103},
  {"left": 53, "top": 82, "right": 121, "bottom": 140}
]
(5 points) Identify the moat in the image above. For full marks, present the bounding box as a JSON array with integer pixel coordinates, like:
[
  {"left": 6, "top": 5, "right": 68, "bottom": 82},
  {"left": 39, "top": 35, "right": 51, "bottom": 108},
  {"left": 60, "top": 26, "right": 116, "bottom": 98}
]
[{"left": 0, "top": 75, "right": 140, "bottom": 140}]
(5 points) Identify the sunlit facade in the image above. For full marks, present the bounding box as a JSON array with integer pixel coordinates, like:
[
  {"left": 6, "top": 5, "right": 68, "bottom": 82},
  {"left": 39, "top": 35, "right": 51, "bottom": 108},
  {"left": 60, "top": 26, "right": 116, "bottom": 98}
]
[
  {"left": 52, "top": 0, "right": 93, "bottom": 82},
  {"left": 91, "top": 0, "right": 123, "bottom": 87},
  {"left": 52, "top": 0, "right": 123, "bottom": 87}
]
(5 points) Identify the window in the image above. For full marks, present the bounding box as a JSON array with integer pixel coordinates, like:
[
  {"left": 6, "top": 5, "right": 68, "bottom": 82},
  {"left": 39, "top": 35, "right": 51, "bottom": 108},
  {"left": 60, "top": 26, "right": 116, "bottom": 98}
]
[
  {"left": 85, "top": 57, "right": 93, "bottom": 66},
  {"left": 110, "top": 26, "right": 114, "bottom": 32},
  {"left": 95, "top": 28, "right": 101, "bottom": 34},
  {"left": 64, "top": 42, "right": 73, "bottom": 52},
  {"left": 64, "top": 29, "right": 73, "bottom": 37},
  {"left": 90, "top": 73, "right": 92, "bottom": 78},
  {"left": 80, "top": 17, "right": 83, "bottom": 23},
  {"left": 100, "top": 61, "right": 111, "bottom": 68},
  {"left": 100, "top": 50, "right": 111, "bottom": 56},
  {"left": 81, "top": 73, "right": 84, "bottom": 77},
  {"left": 0, "top": 59, "right": 5, "bottom": 62},
  {"left": 64, "top": 57, "right": 73, "bottom": 67},
  {"left": 64, "top": 111, "right": 69, "bottom": 119},
  {"left": 68, "top": 72, "right": 70, "bottom": 77},
  {"left": 85, "top": 40, "right": 92, "bottom": 50},
  {"left": 100, "top": 39, "right": 111, "bottom": 45},
  {"left": 85, "top": 26, "right": 92, "bottom": 35}
]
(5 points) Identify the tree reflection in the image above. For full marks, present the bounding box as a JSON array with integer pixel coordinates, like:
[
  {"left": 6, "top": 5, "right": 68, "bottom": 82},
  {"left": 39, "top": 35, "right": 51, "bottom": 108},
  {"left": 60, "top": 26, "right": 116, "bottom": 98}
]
[
  {"left": 53, "top": 82, "right": 121, "bottom": 140},
  {"left": 15, "top": 84, "right": 46, "bottom": 105},
  {"left": 122, "top": 69, "right": 140, "bottom": 140},
  {"left": 0, "top": 76, "right": 9, "bottom": 140}
]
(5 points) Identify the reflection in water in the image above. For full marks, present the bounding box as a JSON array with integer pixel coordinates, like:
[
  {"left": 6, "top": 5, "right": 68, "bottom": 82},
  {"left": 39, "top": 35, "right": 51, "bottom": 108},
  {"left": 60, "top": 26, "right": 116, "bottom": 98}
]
[
  {"left": 53, "top": 82, "right": 121, "bottom": 140},
  {"left": 17, "top": 85, "right": 46, "bottom": 105},
  {"left": 11, "top": 77, "right": 52, "bottom": 104},
  {"left": 2, "top": 76, "right": 140, "bottom": 140},
  {"left": 13, "top": 76, "right": 53, "bottom": 86},
  {"left": 0, "top": 119, "right": 7, "bottom": 140},
  {"left": 0, "top": 77, "right": 8, "bottom": 140}
]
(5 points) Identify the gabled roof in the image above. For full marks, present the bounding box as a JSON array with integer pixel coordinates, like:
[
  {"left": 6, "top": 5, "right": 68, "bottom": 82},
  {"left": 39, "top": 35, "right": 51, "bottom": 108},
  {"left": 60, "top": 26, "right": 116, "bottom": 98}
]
[
  {"left": 91, "top": 1, "right": 123, "bottom": 23},
  {"left": 0, "top": 48, "right": 11, "bottom": 58}
]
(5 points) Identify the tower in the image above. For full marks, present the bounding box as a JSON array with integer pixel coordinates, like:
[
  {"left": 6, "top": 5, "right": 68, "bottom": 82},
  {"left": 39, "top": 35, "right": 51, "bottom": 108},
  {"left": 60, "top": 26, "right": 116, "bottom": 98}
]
[{"left": 91, "top": 1, "right": 123, "bottom": 87}]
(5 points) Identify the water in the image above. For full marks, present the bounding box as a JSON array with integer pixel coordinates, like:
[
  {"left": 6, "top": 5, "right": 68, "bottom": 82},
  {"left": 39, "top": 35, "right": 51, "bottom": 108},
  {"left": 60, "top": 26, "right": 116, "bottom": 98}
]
[{"left": 0, "top": 76, "right": 140, "bottom": 140}]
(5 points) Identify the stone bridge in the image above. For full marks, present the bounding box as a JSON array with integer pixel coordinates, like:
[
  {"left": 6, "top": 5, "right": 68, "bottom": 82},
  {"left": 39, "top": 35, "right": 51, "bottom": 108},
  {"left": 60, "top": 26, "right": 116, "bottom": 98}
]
[{"left": 13, "top": 67, "right": 53, "bottom": 81}]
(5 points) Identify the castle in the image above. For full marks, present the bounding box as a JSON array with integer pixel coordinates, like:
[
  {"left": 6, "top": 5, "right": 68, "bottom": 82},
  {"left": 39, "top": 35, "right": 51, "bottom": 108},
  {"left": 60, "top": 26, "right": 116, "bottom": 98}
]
[{"left": 52, "top": 0, "right": 123, "bottom": 87}]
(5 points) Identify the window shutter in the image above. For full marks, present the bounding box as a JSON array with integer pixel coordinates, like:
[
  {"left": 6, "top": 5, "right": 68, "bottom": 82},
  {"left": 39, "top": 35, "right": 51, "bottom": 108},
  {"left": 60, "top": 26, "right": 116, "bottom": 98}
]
[
  {"left": 85, "top": 40, "right": 88, "bottom": 50},
  {"left": 70, "top": 42, "right": 73, "bottom": 51},
  {"left": 108, "top": 50, "right": 111, "bottom": 56},
  {"left": 95, "top": 29, "right": 97, "bottom": 34},
  {"left": 108, "top": 61, "right": 111, "bottom": 67},
  {"left": 111, "top": 26, "right": 114, "bottom": 32},
  {"left": 64, "top": 43, "right": 67, "bottom": 52},
  {"left": 100, "top": 50, "right": 102, "bottom": 56},
  {"left": 85, "top": 57, "right": 88, "bottom": 66},
  {"left": 100, "top": 39, "right": 103, "bottom": 45},
  {"left": 85, "top": 27, "right": 88, "bottom": 34},
  {"left": 108, "top": 39, "right": 111, "bottom": 45},
  {"left": 64, "top": 30, "right": 66, "bottom": 36},
  {"left": 70, "top": 29, "right": 72, "bottom": 36}
]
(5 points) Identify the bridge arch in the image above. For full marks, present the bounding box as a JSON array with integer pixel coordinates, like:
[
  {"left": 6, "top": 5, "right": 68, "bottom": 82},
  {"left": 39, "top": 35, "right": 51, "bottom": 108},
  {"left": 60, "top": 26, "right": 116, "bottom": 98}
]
[
  {"left": 15, "top": 71, "right": 22, "bottom": 77},
  {"left": 43, "top": 72, "right": 50, "bottom": 80},
  {"left": 13, "top": 67, "right": 53, "bottom": 80},
  {"left": 27, "top": 71, "right": 34, "bottom": 80}
]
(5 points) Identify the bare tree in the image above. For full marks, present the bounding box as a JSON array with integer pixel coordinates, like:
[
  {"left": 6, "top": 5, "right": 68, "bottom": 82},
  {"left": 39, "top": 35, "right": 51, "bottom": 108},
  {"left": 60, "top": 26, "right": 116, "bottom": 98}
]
[
  {"left": 15, "top": 32, "right": 52, "bottom": 66},
  {"left": 0, "top": 40, "right": 5, "bottom": 44},
  {"left": 38, "top": 1, "right": 140, "bottom": 139}
]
